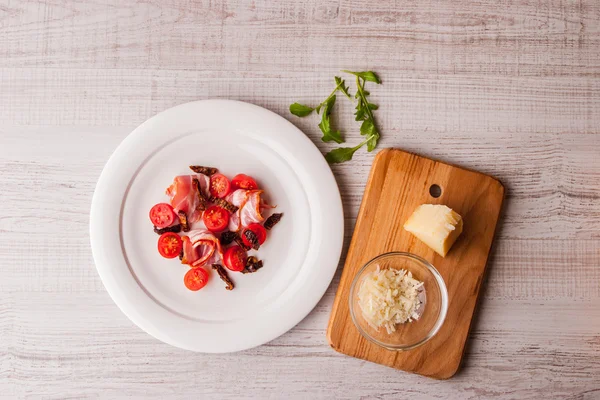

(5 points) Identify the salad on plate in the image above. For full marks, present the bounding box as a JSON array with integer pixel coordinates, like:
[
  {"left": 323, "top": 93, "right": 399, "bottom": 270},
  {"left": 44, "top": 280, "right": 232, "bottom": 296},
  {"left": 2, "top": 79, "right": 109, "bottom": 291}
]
[{"left": 148, "top": 165, "right": 283, "bottom": 292}]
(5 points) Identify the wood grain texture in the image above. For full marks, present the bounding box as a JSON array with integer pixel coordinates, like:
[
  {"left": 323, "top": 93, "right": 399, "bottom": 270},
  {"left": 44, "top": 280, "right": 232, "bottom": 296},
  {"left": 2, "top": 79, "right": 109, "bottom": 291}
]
[
  {"left": 328, "top": 149, "right": 504, "bottom": 378},
  {"left": 0, "top": 0, "right": 599, "bottom": 398}
]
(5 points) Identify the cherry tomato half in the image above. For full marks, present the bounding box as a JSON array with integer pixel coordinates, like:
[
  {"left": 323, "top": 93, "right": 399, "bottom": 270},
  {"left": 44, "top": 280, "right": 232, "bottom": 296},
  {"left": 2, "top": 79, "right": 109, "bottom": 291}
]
[
  {"left": 157, "top": 232, "right": 183, "bottom": 259},
  {"left": 209, "top": 173, "right": 231, "bottom": 198},
  {"left": 149, "top": 203, "right": 176, "bottom": 228},
  {"left": 203, "top": 205, "right": 230, "bottom": 232},
  {"left": 184, "top": 267, "right": 209, "bottom": 291},
  {"left": 241, "top": 223, "right": 267, "bottom": 248},
  {"left": 223, "top": 246, "right": 247, "bottom": 272},
  {"left": 231, "top": 174, "right": 258, "bottom": 190}
]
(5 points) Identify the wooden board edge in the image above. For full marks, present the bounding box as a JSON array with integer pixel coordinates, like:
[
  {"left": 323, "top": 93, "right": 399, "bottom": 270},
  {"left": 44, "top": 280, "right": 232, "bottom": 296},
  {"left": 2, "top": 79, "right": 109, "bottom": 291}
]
[
  {"left": 326, "top": 148, "right": 395, "bottom": 351},
  {"left": 425, "top": 178, "right": 505, "bottom": 379},
  {"left": 435, "top": 182, "right": 506, "bottom": 380},
  {"left": 388, "top": 148, "right": 506, "bottom": 191}
]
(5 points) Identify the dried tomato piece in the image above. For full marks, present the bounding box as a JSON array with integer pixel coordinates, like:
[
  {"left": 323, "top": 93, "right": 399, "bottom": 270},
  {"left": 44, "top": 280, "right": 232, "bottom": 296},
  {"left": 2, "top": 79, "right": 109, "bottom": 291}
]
[
  {"left": 243, "top": 229, "right": 260, "bottom": 250},
  {"left": 264, "top": 213, "right": 283, "bottom": 230},
  {"left": 220, "top": 231, "right": 237, "bottom": 245},
  {"left": 177, "top": 211, "right": 190, "bottom": 232},
  {"left": 153, "top": 224, "right": 182, "bottom": 235},
  {"left": 212, "top": 264, "right": 234, "bottom": 290},
  {"left": 192, "top": 177, "right": 208, "bottom": 212},
  {"left": 209, "top": 196, "right": 238, "bottom": 213},
  {"left": 234, "top": 234, "right": 251, "bottom": 251},
  {"left": 242, "top": 256, "right": 264, "bottom": 274},
  {"left": 189, "top": 165, "right": 218, "bottom": 176}
]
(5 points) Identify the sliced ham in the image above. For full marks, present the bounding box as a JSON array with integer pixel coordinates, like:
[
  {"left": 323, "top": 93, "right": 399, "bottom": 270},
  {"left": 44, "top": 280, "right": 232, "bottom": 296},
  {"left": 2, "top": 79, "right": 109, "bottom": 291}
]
[
  {"left": 180, "top": 236, "right": 198, "bottom": 265},
  {"left": 226, "top": 189, "right": 267, "bottom": 231},
  {"left": 227, "top": 189, "right": 249, "bottom": 208},
  {"left": 187, "top": 229, "right": 223, "bottom": 267},
  {"left": 226, "top": 189, "right": 248, "bottom": 231},
  {"left": 240, "top": 190, "right": 266, "bottom": 227},
  {"left": 165, "top": 174, "right": 210, "bottom": 223},
  {"left": 228, "top": 211, "right": 241, "bottom": 232}
]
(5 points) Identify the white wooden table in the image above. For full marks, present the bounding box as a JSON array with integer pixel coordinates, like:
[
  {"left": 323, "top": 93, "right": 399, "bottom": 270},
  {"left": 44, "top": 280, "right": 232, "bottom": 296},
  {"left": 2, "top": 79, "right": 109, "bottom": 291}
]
[{"left": 1, "top": 1, "right": 599, "bottom": 398}]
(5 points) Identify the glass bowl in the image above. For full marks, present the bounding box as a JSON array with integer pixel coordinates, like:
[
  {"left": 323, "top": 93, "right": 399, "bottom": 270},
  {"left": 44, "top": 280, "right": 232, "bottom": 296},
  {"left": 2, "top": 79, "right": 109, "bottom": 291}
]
[{"left": 349, "top": 252, "right": 448, "bottom": 351}]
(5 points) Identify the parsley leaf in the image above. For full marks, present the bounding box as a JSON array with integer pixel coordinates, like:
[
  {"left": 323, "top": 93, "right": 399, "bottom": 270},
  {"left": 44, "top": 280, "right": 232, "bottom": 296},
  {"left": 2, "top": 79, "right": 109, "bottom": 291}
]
[
  {"left": 325, "top": 134, "right": 376, "bottom": 163},
  {"left": 366, "top": 133, "right": 380, "bottom": 151},
  {"left": 318, "top": 95, "right": 343, "bottom": 144},
  {"left": 341, "top": 70, "right": 381, "bottom": 84},
  {"left": 351, "top": 73, "right": 381, "bottom": 151},
  {"left": 290, "top": 76, "right": 351, "bottom": 143},
  {"left": 290, "top": 70, "right": 382, "bottom": 164},
  {"left": 291, "top": 77, "right": 352, "bottom": 117},
  {"left": 325, "top": 143, "right": 364, "bottom": 164},
  {"left": 334, "top": 76, "right": 352, "bottom": 99},
  {"left": 289, "top": 103, "right": 315, "bottom": 117},
  {"left": 360, "top": 119, "right": 375, "bottom": 135}
]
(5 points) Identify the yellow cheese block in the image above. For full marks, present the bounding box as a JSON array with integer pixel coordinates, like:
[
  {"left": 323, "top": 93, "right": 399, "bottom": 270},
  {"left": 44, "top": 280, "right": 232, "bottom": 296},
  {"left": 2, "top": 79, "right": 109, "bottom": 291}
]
[{"left": 403, "top": 204, "right": 463, "bottom": 257}]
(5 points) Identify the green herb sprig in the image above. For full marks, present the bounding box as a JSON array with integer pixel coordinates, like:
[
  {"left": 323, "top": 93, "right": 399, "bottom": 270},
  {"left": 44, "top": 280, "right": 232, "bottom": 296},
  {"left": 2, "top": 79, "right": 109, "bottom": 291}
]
[
  {"left": 289, "top": 77, "right": 351, "bottom": 145},
  {"left": 290, "top": 70, "right": 381, "bottom": 164}
]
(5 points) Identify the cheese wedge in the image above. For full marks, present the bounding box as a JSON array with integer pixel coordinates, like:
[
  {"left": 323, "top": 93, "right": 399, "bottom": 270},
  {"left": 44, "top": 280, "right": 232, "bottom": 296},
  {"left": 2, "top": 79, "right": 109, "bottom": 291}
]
[{"left": 403, "top": 204, "right": 463, "bottom": 257}]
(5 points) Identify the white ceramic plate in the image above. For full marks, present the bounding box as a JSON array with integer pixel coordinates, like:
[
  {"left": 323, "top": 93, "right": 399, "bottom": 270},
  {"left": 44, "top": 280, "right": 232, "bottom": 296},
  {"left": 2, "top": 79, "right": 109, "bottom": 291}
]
[{"left": 90, "top": 100, "right": 344, "bottom": 352}]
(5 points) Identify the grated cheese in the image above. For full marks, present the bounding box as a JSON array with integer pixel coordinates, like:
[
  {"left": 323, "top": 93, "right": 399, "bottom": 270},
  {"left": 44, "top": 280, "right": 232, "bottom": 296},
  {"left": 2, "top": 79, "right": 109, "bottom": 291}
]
[{"left": 357, "top": 266, "right": 425, "bottom": 334}]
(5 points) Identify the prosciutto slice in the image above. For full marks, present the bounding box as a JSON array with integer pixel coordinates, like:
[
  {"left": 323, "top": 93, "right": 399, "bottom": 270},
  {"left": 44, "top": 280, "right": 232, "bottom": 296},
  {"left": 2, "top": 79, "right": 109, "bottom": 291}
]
[
  {"left": 226, "top": 189, "right": 267, "bottom": 231},
  {"left": 180, "top": 236, "right": 198, "bottom": 265},
  {"left": 226, "top": 189, "right": 248, "bottom": 231},
  {"left": 181, "top": 229, "right": 223, "bottom": 267},
  {"left": 240, "top": 190, "right": 266, "bottom": 227},
  {"left": 165, "top": 174, "right": 210, "bottom": 223}
]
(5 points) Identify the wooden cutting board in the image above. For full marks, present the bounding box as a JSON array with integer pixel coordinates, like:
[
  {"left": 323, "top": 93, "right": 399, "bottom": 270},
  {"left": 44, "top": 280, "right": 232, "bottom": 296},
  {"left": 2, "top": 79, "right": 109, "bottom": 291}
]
[{"left": 327, "top": 148, "right": 504, "bottom": 379}]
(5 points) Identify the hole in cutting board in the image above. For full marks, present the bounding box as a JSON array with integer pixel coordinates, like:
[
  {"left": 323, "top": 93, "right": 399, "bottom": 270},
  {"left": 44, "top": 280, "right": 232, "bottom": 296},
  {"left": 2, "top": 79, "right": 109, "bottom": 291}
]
[{"left": 429, "top": 184, "right": 442, "bottom": 198}]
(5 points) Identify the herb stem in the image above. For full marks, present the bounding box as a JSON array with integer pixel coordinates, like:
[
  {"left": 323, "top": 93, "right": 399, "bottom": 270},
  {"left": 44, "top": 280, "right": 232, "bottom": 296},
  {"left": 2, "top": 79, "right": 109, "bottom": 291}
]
[
  {"left": 355, "top": 76, "right": 376, "bottom": 124},
  {"left": 356, "top": 133, "right": 376, "bottom": 149},
  {"left": 317, "top": 80, "right": 351, "bottom": 111}
]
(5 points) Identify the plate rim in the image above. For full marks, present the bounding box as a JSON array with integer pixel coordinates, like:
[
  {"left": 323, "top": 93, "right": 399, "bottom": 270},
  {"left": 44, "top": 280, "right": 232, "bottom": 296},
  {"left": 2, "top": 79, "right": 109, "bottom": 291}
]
[{"left": 90, "top": 100, "right": 344, "bottom": 352}]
